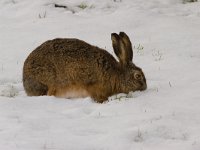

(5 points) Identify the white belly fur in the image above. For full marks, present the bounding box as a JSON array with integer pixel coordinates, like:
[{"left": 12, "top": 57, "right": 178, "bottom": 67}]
[{"left": 55, "top": 86, "right": 90, "bottom": 99}]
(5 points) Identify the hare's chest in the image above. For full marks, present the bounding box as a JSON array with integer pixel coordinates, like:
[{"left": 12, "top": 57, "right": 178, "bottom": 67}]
[{"left": 55, "top": 86, "right": 90, "bottom": 99}]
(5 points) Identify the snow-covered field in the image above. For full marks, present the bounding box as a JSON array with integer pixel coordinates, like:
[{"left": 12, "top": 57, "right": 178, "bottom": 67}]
[{"left": 0, "top": 0, "right": 200, "bottom": 149}]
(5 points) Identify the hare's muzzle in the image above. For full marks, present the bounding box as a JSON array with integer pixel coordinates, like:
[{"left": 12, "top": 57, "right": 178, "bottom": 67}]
[{"left": 140, "top": 83, "right": 147, "bottom": 91}]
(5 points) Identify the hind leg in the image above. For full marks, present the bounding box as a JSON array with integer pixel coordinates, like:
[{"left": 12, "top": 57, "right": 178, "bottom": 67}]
[
  {"left": 23, "top": 77, "right": 48, "bottom": 96},
  {"left": 47, "top": 86, "right": 56, "bottom": 96}
]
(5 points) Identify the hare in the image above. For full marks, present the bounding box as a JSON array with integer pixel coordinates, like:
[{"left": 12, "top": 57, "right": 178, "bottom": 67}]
[{"left": 23, "top": 32, "right": 147, "bottom": 103}]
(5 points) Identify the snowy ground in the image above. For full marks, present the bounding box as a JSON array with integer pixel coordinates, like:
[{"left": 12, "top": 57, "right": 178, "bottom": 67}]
[{"left": 0, "top": 0, "right": 200, "bottom": 149}]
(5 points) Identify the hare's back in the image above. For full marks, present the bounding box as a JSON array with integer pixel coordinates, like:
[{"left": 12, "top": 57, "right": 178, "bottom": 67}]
[
  {"left": 24, "top": 38, "right": 117, "bottom": 80},
  {"left": 33, "top": 38, "right": 107, "bottom": 61}
]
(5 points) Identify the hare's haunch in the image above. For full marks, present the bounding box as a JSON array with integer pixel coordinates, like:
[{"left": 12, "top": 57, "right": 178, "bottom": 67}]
[{"left": 23, "top": 32, "right": 147, "bottom": 103}]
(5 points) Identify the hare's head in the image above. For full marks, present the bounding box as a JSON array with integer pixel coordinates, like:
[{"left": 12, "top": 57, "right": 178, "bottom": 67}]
[{"left": 111, "top": 32, "right": 147, "bottom": 93}]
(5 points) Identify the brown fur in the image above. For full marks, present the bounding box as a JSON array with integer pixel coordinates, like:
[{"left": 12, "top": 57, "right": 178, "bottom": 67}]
[{"left": 23, "top": 32, "right": 147, "bottom": 103}]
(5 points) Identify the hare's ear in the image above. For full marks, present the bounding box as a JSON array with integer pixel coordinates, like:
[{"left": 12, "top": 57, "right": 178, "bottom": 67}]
[
  {"left": 119, "top": 32, "right": 133, "bottom": 62},
  {"left": 111, "top": 32, "right": 132, "bottom": 66},
  {"left": 111, "top": 33, "right": 121, "bottom": 58}
]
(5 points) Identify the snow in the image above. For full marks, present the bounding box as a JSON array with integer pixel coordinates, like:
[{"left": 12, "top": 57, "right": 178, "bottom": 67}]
[{"left": 0, "top": 0, "right": 200, "bottom": 149}]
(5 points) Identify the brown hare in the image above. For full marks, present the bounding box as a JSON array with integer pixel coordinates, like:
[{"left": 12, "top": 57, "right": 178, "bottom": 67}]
[{"left": 23, "top": 32, "right": 147, "bottom": 103}]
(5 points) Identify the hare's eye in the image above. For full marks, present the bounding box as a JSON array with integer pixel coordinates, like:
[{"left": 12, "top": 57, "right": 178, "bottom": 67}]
[{"left": 134, "top": 72, "right": 142, "bottom": 80}]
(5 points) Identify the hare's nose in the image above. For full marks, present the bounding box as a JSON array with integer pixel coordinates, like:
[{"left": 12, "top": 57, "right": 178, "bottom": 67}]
[{"left": 140, "top": 83, "right": 147, "bottom": 91}]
